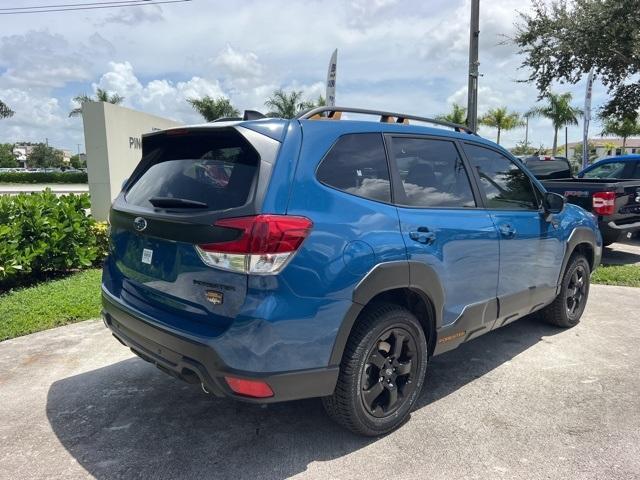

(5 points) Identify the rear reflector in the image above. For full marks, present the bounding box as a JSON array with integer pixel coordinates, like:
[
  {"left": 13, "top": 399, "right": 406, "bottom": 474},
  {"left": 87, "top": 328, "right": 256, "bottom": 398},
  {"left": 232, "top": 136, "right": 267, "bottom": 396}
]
[
  {"left": 195, "top": 214, "right": 313, "bottom": 274},
  {"left": 225, "top": 376, "right": 273, "bottom": 398},
  {"left": 592, "top": 191, "right": 616, "bottom": 215}
]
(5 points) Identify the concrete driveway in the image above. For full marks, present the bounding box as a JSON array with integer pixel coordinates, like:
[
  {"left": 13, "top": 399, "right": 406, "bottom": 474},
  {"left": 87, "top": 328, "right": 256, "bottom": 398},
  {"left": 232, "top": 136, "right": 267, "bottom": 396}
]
[{"left": 1, "top": 284, "right": 639, "bottom": 480}]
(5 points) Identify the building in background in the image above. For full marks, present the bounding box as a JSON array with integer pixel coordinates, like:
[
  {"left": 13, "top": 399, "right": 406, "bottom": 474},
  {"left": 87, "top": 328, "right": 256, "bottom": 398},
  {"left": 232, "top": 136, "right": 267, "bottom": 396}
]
[
  {"left": 12, "top": 144, "right": 34, "bottom": 168},
  {"left": 565, "top": 138, "right": 640, "bottom": 161}
]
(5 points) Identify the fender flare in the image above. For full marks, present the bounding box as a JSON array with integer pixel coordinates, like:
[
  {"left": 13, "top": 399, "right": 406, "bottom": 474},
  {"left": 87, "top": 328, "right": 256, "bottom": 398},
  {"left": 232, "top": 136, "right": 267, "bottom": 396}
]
[
  {"left": 557, "top": 227, "right": 598, "bottom": 293},
  {"left": 328, "top": 261, "right": 445, "bottom": 366}
]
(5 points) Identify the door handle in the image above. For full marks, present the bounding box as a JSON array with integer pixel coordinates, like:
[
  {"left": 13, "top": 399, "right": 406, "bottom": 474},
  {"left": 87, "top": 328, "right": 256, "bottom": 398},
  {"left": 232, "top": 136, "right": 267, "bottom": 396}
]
[
  {"left": 409, "top": 227, "right": 436, "bottom": 244},
  {"left": 498, "top": 223, "right": 517, "bottom": 238}
]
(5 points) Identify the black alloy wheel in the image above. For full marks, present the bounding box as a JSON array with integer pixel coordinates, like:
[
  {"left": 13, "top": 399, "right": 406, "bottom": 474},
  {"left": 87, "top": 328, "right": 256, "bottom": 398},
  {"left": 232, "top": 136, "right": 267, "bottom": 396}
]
[{"left": 360, "top": 328, "right": 418, "bottom": 418}]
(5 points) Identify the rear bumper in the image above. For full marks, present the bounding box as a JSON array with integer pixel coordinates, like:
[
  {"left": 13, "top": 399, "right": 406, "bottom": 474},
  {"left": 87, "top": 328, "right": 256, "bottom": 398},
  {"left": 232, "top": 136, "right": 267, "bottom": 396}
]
[
  {"left": 603, "top": 219, "right": 640, "bottom": 235},
  {"left": 102, "top": 289, "right": 338, "bottom": 403}
]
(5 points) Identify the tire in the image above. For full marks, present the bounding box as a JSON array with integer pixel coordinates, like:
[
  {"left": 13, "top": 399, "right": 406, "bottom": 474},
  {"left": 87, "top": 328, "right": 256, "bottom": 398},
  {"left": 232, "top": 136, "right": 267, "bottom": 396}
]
[
  {"left": 322, "top": 303, "right": 428, "bottom": 436},
  {"left": 540, "top": 254, "right": 590, "bottom": 328}
]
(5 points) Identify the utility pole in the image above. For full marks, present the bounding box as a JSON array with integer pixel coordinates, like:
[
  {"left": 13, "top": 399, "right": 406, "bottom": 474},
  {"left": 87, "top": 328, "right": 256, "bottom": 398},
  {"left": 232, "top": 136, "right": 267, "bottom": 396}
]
[
  {"left": 524, "top": 114, "right": 529, "bottom": 146},
  {"left": 467, "top": 0, "right": 480, "bottom": 132},
  {"left": 565, "top": 126, "right": 568, "bottom": 159}
]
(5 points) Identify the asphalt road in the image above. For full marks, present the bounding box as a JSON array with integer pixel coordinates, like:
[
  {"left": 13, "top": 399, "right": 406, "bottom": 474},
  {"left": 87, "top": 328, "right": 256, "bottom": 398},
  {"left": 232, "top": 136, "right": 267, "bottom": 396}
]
[{"left": 1, "top": 284, "right": 639, "bottom": 480}]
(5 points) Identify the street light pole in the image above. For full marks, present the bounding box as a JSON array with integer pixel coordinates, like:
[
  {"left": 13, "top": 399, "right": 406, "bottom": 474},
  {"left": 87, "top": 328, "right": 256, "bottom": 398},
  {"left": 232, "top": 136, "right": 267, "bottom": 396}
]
[{"left": 467, "top": 0, "right": 480, "bottom": 132}]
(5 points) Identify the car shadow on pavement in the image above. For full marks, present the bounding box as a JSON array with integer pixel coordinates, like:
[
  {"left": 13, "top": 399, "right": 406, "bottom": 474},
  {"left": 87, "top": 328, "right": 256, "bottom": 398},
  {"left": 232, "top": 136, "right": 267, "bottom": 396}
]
[{"left": 46, "top": 316, "right": 562, "bottom": 480}]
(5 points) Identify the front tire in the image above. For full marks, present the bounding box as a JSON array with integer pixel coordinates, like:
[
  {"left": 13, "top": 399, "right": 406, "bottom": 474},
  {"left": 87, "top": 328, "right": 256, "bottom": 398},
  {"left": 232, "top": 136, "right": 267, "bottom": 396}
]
[
  {"left": 322, "top": 303, "right": 428, "bottom": 436},
  {"left": 540, "top": 254, "right": 590, "bottom": 328}
]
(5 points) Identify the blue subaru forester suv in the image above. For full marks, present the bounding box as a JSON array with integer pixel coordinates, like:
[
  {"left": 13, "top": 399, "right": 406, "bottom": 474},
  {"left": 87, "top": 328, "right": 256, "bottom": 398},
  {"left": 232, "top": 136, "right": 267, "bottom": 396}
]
[{"left": 102, "top": 106, "right": 602, "bottom": 436}]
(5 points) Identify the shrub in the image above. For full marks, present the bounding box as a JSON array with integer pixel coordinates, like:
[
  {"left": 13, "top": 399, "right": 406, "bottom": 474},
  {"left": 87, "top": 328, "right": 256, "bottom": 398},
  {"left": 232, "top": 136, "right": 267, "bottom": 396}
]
[
  {"left": 91, "top": 221, "right": 110, "bottom": 261},
  {"left": 0, "top": 191, "right": 99, "bottom": 287},
  {"left": 0, "top": 172, "right": 88, "bottom": 184}
]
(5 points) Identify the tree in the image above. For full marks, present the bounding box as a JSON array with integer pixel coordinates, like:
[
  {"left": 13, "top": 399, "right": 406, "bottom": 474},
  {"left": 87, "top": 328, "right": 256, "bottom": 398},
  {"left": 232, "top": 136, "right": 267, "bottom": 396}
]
[
  {"left": 479, "top": 107, "right": 523, "bottom": 145},
  {"left": 510, "top": 140, "right": 538, "bottom": 156},
  {"left": 187, "top": 96, "right": 239, "bottom": 122},
  {"left": 527, "top": 92, "right": 582, "bottom": 155},
  {"left": 514, "top": 0, "right": 640, "bottom": 121},
  {"left": 436, "top": 103, "right": 467, "bottom": 125},
  {"left": 70, "top": 154, "right": 86, "bottom": 169},
  {"left": 599, "top": 115, "right": 640, "bottom": 151},
  {"left": 572, "top": 141, "right": 597, "bottom": 164},
  {"left": 27, "top": 144, "right": 64, "bottom": 168},
  {"left": 0, "top": 144, "right": 17, "bottom": 168},
  {"left": 69, "top": 88, "right": 124, "bottom": 117},
  {"left": 264, "top": 89, "right": 316, "bottom": 118},
  {"left": 0, "top": 99, "right": 14, "bottom": 119}
]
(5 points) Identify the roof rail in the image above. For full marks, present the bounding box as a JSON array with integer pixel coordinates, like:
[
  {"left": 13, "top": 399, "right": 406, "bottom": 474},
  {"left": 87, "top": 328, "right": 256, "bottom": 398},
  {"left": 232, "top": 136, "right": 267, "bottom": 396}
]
[{"left": 296, "top": 106, "right": 477, "bottom": 135}]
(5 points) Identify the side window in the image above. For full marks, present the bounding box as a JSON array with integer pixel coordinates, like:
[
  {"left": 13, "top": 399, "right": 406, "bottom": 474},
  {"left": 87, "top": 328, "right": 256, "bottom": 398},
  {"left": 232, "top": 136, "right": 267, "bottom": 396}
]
[
  {"left": 632, "top": 162, "right": 640, "bottom": 179},
  {"left": 582, "top": 162, "right": 627, "bottom": 179},
  {"left": 464, "top": 143, "right": 539, "bottom": 210},
  {"left": 389, "top": 137, "right": 476, "bottom": 208},
  {"left": 316, "top": 133, "right": 391, "bottom": 203}
]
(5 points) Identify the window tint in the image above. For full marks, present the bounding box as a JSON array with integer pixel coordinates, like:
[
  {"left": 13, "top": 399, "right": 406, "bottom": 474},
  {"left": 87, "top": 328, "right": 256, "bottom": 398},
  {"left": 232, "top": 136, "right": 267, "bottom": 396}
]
[
  {"left": 389, "top": 137, "right": 475, "bottom": 208},
  {"left": 126, "top": 129, "right": 258, "bottom": 210},
  {"left": 582, "top": 161, "right": 628, "bottom": 179},
  {"left": 316, "top": 133, "right": 391, "bottom": 203},
  {"left": 632, "top": 162, "right": 640, "bottom": 179},
  {"left": 523, "top": 157, "right": 571, "bottom": 179},
  {"left": 464, "top": 143, "right": 539, "bottom": 210}
]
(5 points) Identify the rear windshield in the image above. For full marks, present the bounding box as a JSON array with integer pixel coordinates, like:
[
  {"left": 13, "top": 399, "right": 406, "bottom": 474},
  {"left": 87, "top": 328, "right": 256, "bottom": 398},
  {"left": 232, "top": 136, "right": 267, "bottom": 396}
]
[
  {"left": 524, "top": 158, "right": 571, "bottom": 179},
  {"left": 125, "top": 129, "right": 259, "bottom": 210}
]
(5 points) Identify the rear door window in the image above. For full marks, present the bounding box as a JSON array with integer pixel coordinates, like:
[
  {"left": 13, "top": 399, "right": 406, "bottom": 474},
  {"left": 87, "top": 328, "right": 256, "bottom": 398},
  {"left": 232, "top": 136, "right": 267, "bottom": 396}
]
[
  {"left": 125, "top": 129, "right": 259, "bottom": 210},
  {"left": 388, "top": 137, "right": 476, "bottom": 208},
  {"left": 316, "top": 133, "right": 391, "bottom": 203}
]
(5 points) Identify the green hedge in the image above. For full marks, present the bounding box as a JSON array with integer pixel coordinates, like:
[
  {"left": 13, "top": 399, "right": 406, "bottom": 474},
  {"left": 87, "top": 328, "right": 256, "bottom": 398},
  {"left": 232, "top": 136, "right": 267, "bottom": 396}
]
[
  {"left": 0, "top": 172, "right": 88, "bottom": 184},
  {"left": 0, "top": 191, "right": 107, "bottom": 288}
]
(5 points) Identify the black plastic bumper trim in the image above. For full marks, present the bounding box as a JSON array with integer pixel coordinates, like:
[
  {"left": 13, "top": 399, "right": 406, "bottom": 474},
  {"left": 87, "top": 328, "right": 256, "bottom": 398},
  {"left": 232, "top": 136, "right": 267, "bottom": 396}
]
[{"left": 102, "top": 289, "right": 339, "bottom": 403}]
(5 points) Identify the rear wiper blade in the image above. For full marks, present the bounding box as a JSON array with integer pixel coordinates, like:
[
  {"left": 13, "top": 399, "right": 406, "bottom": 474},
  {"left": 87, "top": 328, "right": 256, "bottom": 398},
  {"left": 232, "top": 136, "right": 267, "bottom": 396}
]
[{"left": 148, "top": 197, "right": 208, "bottom": 209}]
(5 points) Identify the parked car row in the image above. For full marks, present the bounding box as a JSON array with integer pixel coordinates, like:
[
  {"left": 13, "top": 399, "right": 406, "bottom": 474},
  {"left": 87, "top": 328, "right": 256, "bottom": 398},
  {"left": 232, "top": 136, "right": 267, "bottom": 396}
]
[
  {"left": 520, "top": 154, "right": 640, "bottom": 245},
  {"left": 0, "top": 167, "right": 86, "bottom": 174}
]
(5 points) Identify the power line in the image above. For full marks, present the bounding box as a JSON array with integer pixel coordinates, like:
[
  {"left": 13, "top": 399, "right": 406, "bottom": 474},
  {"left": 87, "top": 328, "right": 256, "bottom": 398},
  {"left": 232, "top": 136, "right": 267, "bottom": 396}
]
[
  {"left": 0, "top": 0, "right": 191, "bottom": 15},
  {"left": 0, "top": 1, "right": 148, "bottom": 11}
]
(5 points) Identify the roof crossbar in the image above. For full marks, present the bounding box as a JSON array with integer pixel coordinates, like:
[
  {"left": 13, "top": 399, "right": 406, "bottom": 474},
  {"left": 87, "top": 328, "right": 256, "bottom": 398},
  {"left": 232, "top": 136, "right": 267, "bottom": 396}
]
[{"left": 296, "top": 106, "right": 476, "bottom": 134}]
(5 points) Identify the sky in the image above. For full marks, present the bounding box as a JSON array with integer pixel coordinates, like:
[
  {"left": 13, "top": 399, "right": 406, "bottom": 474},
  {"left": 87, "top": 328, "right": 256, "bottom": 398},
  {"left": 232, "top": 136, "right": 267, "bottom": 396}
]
[{"left": 0, "top": 0, "right": 611, "bottom": 152}]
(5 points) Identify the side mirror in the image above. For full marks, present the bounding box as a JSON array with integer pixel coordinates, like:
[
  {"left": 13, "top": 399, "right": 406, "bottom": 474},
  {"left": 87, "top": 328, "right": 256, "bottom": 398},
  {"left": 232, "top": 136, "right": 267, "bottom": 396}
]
[{"left": 543, "top": 191, "right": 565, "bottom": 214}]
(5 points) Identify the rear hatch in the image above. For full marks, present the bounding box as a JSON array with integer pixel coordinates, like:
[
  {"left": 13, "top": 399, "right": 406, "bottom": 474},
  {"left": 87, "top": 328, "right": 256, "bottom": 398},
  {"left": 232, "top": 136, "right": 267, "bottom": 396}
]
[{"left": 107, "top": 125, "right": 280, "bottom": 333}]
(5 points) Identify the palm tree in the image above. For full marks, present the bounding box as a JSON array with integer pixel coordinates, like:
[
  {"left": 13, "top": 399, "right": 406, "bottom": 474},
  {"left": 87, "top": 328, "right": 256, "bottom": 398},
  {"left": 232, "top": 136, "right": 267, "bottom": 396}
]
[
  {"left": 69, "top": 88, "right": 124, "bottom": 117},
  {"left": 187, "top": 96, "right": 239, "bottom": 122},
  {"left": 599, "top": 115, "right": 640, "bottom": 152},
  {"left": 435, "top": 103, "right": 467, "bottom": 125},
  {"left": 479, "top": 107, "right": 524, "bottom": 145},
  {"left": 527, "top": 92, "right": 583, "bottom": 155},
  {"left": 0, "top": 99, "right": 14, "bottom": 119},
  {"left": 265, "top": 89, "right": 317, "bottom": 118}
]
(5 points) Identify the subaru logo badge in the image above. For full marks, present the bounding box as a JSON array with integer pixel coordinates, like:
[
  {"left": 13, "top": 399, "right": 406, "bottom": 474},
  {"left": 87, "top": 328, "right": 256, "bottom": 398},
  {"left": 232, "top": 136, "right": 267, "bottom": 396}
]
[{"left": 133, "top": 217, "right": 147, "bottom": 232}]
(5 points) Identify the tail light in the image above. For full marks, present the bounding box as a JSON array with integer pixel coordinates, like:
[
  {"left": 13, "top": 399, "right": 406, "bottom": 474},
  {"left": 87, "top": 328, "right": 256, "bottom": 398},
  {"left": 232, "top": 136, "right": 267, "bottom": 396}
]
[
  {"left": 195, "top": 215, "right": 313, "bottom": 274},
  {"left": 592, "top": 191, "right": 616, "bottom": 215}
]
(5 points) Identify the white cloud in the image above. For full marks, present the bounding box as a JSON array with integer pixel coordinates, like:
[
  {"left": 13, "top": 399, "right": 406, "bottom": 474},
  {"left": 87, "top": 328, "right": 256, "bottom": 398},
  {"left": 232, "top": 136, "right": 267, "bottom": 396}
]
[
  {"left": 102, "top": 4, "right": 164, "bottom": 25},
  {"left": 0, "top": 0, "right": 604, "bottom": 151},
  {"left": 94, "top": 61, "right": 226, "bottom": 122},
  {"left": 213, "top": 44, "right": 263, "bottom": 80}
]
